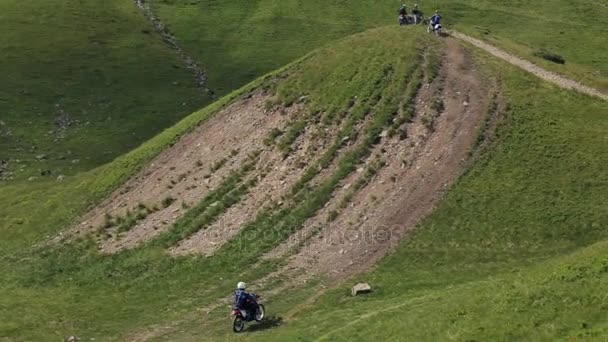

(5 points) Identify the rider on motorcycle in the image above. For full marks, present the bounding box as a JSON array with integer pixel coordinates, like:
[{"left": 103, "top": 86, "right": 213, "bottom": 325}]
[
  {"left": 431, "top": 10, "right": 442, "bottom": 26},
  {"left": 398, "top": 4, "right": 408, "bottom": 16},
  {"left": 411, "top": 4, "right": 423, "bottom": 23},
  {"left": 412, "top": 4, "right": 422, "bottom": 17},
  {"left": 233, "top": 282, "right": 257, "bottom": 320}
]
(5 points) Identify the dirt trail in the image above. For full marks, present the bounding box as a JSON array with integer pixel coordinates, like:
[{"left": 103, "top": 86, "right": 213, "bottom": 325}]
[{"left": 450, "top": 31, "right": 608, "bottom": 101}]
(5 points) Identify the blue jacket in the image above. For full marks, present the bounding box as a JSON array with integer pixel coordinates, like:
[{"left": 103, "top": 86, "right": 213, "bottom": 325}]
[
  {"left": 234, "top": 289, "right": 254, "bottom": 309},
  {"left": 431, "top": 14, "right": 442, "bottom": 24}
]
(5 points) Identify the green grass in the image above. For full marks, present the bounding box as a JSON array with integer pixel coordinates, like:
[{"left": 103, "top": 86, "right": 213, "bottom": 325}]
[
  {"left": 0, "top": 0, "right": 211, "bottom": 181},
  {"left": 246, "top": 241, "right": 608, "bottom": 341},
  {"left": 148, "top": 0, "right": 390, "bottom": 96},
  {"left": 149, "top": 0, "right": 607, "bottom": 95},
  {"left": 444, "top": 0, "right": 608, "bottom": 91},
  {"left": 2, "top": 0, "right": 605, "bottom": 186},
  {"left": 111, "top": 28, "right": 608, "bottom": 341},
  {"left": 0, "top": 67, "right": 272, "bottom": 254},
  {"left": 1, "top": 0, "right": 607, "bottom": 339},
  {"left": 225, "top": 35, "right": 607, "bottom": 342},
  {"left": 0, "top": 27, "right": 428, "bottom": 341},
  {"left": 1, "top": 0, "right": 597, "bottom": 182}
]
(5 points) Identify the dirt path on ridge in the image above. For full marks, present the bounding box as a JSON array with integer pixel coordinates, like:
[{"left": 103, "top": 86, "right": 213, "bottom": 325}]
[{"left": 450, "top": 31, "right": 608, "bottom": 101}]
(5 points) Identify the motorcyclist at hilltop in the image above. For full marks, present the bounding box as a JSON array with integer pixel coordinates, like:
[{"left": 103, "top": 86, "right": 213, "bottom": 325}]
[
  {"left": 398, "top": 4, "right": 408, "bottom": 16},
  {"left": 412, "top": 4, "right": 422, "bottom": 17},
  {"left": 431, "top": 10, "right": 442, "bottom": 26},
  {"left": 233, "top": 282, "right": 257, "bottom": 320},
  {"left": 411, "top": 4, "right": 423, "bottom": 23}
]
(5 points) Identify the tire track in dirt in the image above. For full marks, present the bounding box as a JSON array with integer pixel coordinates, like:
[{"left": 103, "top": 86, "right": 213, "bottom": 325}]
[
  {"left": 170, "top": 108, "right": 348, "bottom": 256},
  {"left": 260, "top": 38, "right": 491, "bottom": 282},
  {"left": 450, "top": 30, "right": 608, "bottom": 101},
  {"left": 169, "top": 151, "right": 305, "bottom": 257}
]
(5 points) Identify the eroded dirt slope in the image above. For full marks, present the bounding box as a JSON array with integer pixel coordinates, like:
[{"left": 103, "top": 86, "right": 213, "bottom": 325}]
[
  {"left": 61, "top": 34, "right": 505, "bottom": 341},
  {"left": 66, "top": 38, "right": 494, "bottom": 289},
  {"left": 121, "top": 37, "right": 496, "bottom": 341},
  {"left": 261, "top": 38, "right": 493, "bottom": 282},
  {"left": 68, "top": 92, "right": 298, "bottom": 251}
]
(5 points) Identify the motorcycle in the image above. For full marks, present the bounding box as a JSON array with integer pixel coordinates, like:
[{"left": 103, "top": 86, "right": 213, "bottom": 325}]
[
  {"left": 427, "top": 21, "right": 443, "bottom": 36},
  {"left": 412, "top": 11, "right": 424, "bottom": 24},
  {"left": 232, "top": 294, "right": 265, "bottom": 333},
  {"left": 399, "top": 14, "right": 418, "bottom": 26}
]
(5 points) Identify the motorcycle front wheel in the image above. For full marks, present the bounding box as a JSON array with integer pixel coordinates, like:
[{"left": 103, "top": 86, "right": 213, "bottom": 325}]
[
  {"left": 233, "top": 316, "right": 245, "bottom": 333},
  {"left": 255, "top": 304, "right": 265, "bottom": 322}
]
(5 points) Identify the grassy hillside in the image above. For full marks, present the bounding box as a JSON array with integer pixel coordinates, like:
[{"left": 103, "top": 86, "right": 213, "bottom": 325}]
[
  {"left": 140, "top": 30, "right": 608, "bottom": 341},
  {"left": 1, "top": 1, "right": 607, "bottom": 340},
  {"left": 2, "top": 0, "right": 604, "bottom": 179},
  {"left": 446, "top": 0, "right": 608, "bottom": 91},
  {"left": 147, "top": 0, "right": 389, "bottom": 95},
  {"left": 0, "top": 27, "right": 431, "bottom": 341},
  {"left": 242, "top": 46, "right": 608, "bottom": 341},
  {"left": 149, "top": 0, "right": 608, "bottom": 94},
  {"left": 0, "top": 0, "right": 210, "bottom": 181},
  {"left": 2, "top": 24, "right": 606, "bottom": 340}
]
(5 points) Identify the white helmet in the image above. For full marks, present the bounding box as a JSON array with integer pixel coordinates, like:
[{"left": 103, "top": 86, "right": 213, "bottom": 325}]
[{"left": 237, "top": 282, "right": 247, "bottom": 290}]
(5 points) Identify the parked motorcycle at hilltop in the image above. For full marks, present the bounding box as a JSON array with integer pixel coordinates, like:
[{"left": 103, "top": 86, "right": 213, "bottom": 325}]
[
  {"left": 412, "top": 11, "right": 424, "bottom": 24},
  {"left": 232, "top": 294, "right": 265, "bottom": 333}
]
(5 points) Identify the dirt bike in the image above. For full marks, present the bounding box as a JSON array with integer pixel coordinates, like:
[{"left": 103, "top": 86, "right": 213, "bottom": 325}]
[
  {"left": 427, "top": 21, "right": 443, "bottom": 36},
  {"left": 398, "top": 14, "right": 409, "bottom": 26},
  {"left": 232, "top": 294, "right": 265, "bottom": 333},
  {"left": 412, "top": 11, "right": 424, "bottom": 24}
]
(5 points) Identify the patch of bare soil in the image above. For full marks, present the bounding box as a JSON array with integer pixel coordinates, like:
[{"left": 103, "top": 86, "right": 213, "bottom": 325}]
[
  {"left": 67, "top": 92, "right": 300, "bottom": 253},
  {"left": 170, "top": 107, "right": 347, "bottom": 256},
  {"left": 264, "top": 38, "right": 493, "bottom": 280}
]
